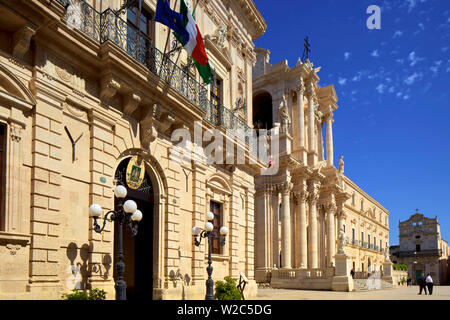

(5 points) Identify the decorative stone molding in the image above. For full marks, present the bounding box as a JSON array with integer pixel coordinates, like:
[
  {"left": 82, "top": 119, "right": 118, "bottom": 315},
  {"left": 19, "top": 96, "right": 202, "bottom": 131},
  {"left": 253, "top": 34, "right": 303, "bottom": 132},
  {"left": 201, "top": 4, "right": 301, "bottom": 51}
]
[
  {"left": 10, "top": 123, "right": 22, "bottom": 142},
  {"left": 6, "top": 244, "right": 21, "bottom": 255},
  {"left": 208, "top": 23, "right": 227, "bottom": 50},
  {"left": 140, "top": 103, "right": 158, "bottom": 150},
  {"left": 12, "top": 25, "right": 36, "bottom": 59},
  {"left": 279, "top": 181, "right": 293, "bottom": 195},
  {"left": 294, "top": 77, "right": 304, "bottom": 93},
  {"left": 100, "top": 79, "right": 120, "bottom": 101},
  {"left": 123, "top": 93, "right": 142, "bottom": 115}
]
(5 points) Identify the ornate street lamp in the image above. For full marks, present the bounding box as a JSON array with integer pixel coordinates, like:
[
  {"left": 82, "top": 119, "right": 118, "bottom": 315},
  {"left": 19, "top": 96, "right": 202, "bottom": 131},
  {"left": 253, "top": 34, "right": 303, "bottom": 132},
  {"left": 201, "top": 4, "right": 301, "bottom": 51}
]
[
  {"left": 192, "top": 211, "right": 228, "bottom": 300},
  {"left": 89, "top": 184, "right": 143, "bottom": 300}
]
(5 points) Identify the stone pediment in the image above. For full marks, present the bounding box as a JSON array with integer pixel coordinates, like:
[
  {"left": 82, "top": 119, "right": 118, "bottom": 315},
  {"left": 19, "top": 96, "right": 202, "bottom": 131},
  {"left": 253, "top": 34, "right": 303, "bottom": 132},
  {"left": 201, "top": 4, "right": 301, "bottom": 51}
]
[{"left": 204, "top": 37, "right": 233, "bottom": 70}]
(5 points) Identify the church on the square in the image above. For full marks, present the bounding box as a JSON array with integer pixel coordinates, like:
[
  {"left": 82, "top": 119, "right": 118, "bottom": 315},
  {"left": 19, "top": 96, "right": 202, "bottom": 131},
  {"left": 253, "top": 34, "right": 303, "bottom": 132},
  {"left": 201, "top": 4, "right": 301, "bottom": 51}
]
[{"left": 252, "top": 49, "right": 391, "bottom": 290}]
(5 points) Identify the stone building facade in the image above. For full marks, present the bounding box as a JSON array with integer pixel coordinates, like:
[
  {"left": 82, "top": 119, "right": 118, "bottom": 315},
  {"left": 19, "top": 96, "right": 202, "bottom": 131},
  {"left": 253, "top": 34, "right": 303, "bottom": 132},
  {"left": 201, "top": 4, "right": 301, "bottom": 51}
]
[
  {"left": 252, "top": 49, "right": 391, "bottom": 289},
  {"left": 0, "top": 0, "right": 267, "bottom": 299},
  {"left": 390, "top": 211, "right": 449, "bottom": 285}
]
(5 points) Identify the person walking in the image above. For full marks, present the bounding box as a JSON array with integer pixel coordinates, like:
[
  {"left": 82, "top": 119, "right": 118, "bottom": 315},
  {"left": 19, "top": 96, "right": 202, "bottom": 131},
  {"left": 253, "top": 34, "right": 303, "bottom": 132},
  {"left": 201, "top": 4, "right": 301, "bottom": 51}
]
[
  {"left": 350, "top": 269, "right": 355, "bottom": 279},
  {"left": 425, "top": 274, "right": 434, "bottom": 295},
  {"left": 418, "top": 272, "right": 427, "bottom": 295}
]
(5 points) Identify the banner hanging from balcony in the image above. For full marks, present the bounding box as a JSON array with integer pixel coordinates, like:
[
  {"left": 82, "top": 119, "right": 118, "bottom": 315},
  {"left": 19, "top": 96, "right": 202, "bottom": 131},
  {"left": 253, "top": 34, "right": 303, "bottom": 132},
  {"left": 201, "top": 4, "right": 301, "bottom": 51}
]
[{"left": 155, "top": 0, "right": 213, "bottom": 84}]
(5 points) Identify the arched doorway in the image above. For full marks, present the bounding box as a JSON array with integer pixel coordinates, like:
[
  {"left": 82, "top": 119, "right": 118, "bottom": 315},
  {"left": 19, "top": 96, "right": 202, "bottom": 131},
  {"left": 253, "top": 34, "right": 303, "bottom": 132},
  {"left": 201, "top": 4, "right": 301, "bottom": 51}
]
[
  {"left": 113, "top": 157, "right": 154, "bottom": 300},
  {"left": 253, "top": 91, "right": 273, "bottom": 130}
]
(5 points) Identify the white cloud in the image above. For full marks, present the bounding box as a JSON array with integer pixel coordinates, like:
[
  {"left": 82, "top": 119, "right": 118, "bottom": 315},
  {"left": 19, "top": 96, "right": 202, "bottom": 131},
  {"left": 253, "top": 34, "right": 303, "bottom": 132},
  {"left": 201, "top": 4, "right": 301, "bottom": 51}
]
[
  {"left": 388, "top": 86, "right": 395, "bottom": 93},
  {"left": 442, "top": 47, "right": 449, "bottom": 53},
  {"left": 430, "top": 60, "right": 442, "bottom": 75},
  {"left": 376, "top": 84, "right": 386, "bottom": 94},
  {"left": 338, "top": 77, "right": 347, "bottom": 86},
  {"left": 344, "top": 52, "right": 351, "bottom": 60},
  {"left": 393, "top": 31, "right": 403, "bottom": 38},
  {"left": 404, "top": 72, "right": 422, "bottom": 85},
  {"left": 371, "top": 50, "right": 380, "bottom": 57},
  {"left": 396, "top": 58, "right": 404, "bottom": 65},
  {"left": 396, "top": 92, "right": 403, "bottom": 98},
  {"left": 408, "top": 51, "right": 425, "bottom": 66},
  {"left": 403, "top": 95, "right": 411, "bottom": 100}
]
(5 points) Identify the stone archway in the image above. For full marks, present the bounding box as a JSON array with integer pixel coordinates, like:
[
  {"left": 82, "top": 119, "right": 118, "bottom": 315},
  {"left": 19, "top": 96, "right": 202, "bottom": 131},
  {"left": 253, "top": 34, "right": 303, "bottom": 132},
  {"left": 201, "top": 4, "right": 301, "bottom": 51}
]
[{"left": 113, "top": 150, "right": 168, "bottom": 300}]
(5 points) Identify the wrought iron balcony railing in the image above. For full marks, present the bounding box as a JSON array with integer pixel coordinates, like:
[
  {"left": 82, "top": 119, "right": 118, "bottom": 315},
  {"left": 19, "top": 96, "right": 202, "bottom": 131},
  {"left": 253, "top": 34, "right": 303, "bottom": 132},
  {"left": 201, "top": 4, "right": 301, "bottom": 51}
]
[
  {"left": 57, "top": 0, "right": 100, "bottom": 41},
  {"left": 362, "top": 242, "right": 367, "bottom": 248},
  {"left": 397, "top": 249, "right": 442, "bottom": 258},
  {"left": 54, "top": 1, "right": 258, "bottom": 156},
  {"left": 369, "top": 244, "right": 374, "bottom": 250},
  {"left": 352, "top": 239, "right": 358, "bottom": 246},
  {"left": 374, "top": 245, "right": 379, "bottom": 251}
]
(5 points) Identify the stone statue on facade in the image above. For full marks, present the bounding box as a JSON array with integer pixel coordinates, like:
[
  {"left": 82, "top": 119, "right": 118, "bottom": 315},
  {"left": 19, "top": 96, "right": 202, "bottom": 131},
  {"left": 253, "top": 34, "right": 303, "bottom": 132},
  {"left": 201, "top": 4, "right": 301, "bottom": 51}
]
[
  {"left": 209, "top": 23, "right": 227, "bottom": 49},
  {"left": 338, "top": 155, "right": 344, "bottom": 174},
  {"left": 279, "top": 97, "right": 290, "bottom": 133}
]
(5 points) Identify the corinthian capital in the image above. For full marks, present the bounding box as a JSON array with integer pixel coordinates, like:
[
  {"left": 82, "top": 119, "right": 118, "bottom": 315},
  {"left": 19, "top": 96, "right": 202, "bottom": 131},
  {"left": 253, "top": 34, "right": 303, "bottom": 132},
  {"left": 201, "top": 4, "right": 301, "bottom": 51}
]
[
  {"left": 308, "top": 190, "right": 320, "bottom": 205},
  {"left": 294, "top": 77, "right": 304, "bottom": 93},
  {"left": 305, "top": 81, "right": 316, "bottom": 99},
  {"left": 279, "top": 181, "right": 293, "bottom": 195}
]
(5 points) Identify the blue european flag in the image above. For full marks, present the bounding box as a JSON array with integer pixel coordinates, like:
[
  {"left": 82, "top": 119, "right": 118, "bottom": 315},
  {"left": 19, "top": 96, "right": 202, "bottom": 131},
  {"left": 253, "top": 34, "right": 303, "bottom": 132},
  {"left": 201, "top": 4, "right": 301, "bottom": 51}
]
[{"left": 155, "top": 0, "right": 190, "bottom": 45}]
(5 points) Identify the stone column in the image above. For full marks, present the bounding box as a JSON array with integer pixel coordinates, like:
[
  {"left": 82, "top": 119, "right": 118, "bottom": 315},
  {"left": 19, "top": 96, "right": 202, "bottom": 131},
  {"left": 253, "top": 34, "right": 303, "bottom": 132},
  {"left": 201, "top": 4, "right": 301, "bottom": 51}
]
[
  {"left": 271, "top": 187, "right": 280, "bottom": 268},
  {"left": 295, "top": 78, "right": 305, "bottom": 149},
  {"left": 325, "top": 112, "right": 334, "bottom": 167},
  {"left": 308, "top": 182, "right": 320, "bottom": 269},
  {"left": 280, "top": 182, "right": 292, "bottom": 269},
  {"left": 297, "top": 190, "right": 308, "bottom": 269},
  {"left": 307, "top": 83, "right": 316, "bottom": 154},
  {"left": 326, "top": 196, "right": 337, "bottom": 267}
]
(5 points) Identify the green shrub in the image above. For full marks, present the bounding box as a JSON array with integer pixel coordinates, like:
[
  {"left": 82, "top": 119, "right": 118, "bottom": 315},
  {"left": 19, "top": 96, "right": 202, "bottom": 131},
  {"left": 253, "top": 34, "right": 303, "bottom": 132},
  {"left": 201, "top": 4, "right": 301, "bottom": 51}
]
[
  {"left": 214, "top": 276, "right": 243, "bottom": 300},
  {"left": 62, "top": 288, "right": 106, "bottom": 300},
  {"left": 393, "top": 264, "right": 408, "bottom": 271},
  {"left": 400, "top": 277, "right": 406, "bottom": 284}
]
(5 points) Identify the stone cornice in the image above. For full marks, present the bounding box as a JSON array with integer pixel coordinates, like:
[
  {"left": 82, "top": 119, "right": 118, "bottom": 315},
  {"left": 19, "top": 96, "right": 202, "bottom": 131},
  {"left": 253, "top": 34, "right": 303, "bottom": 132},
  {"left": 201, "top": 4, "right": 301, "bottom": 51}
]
[
  {"left": 343, "top": 175, "right": 389, "bottom": 215},
  {"left": 234, "top": 0, "right": 267, "bottom": 40}
]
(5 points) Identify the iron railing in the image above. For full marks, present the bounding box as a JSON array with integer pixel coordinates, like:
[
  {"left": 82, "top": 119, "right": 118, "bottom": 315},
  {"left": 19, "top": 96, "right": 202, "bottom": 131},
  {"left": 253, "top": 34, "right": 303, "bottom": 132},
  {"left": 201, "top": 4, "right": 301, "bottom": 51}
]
[
  {"left": 398, "top": 250, "right": 442, "bottom": 258},
  {"left": 369, "top": 244, "right": 374, "bottom": 250},
  {"left": 362, "top": 242, "right": 368, "bottom": 248},
  {"left": 352, "top": 239, "right": 358, "bottom": 246},
  {"left": 58, "top": 0, "right": 101, "bottom": 41},
  {"left": 54, "top": 0, "right": 258, "bottom": 156}
]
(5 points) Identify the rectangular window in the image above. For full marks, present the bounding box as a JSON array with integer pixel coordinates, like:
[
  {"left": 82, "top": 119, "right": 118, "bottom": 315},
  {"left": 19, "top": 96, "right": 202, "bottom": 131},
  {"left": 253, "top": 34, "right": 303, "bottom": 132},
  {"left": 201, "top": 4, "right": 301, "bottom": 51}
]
[
  {"left": 361, "top": 232, "right": 364, "bottom": 242},
  {"left": 210, "top": 201, "right": 222, "bottom": 255},
  {"left": 0, "top": 124, "right": 4, "bottom": 230},
  {"left": 127, "top": 7, "right": 154, "bottom": 62},
  {"left": 368, "top": 234, "right": 371, "bottom": 246},
  {"left": 416, "top": 244, "right": 421, "bottom": 252},
  {"left": 211, "top": 76, "right": 222, "bottom": 107},
  {"left": 352, "top": 228, "right": 355, "bottom": 241},
  {"left": 380, "top": 239, "right": 382, "bottom": 250}
]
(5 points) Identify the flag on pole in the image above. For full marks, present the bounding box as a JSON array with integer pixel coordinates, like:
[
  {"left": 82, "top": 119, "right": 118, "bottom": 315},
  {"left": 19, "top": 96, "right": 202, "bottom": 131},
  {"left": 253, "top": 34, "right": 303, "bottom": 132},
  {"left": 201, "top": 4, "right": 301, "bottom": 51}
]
[
  {"left": 154, "top": 0, "right": 190, "bottom": 45},
  {"left": 155, "top": 0, "right": 213, "bottom": 84},
  {"left": 176, "top": 0, "right": 213, "bottom": 84}
]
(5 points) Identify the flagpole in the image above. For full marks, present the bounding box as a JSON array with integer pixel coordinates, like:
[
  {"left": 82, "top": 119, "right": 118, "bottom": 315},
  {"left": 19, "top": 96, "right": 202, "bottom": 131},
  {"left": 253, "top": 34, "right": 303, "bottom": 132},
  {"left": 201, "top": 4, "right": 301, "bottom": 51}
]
[
  {"left": 168, "top": 0, "right": 199, "bottom": 83},
  {"left": 160, "top": 0, "right": 179, "bottom": 78}
]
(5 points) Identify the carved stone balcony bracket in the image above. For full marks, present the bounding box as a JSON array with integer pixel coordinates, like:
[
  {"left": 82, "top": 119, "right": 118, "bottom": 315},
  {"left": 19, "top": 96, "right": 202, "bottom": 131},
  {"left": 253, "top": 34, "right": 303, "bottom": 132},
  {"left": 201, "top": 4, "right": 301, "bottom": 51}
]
[
  {"left": 123, "top": 93, "right": 142, "bottom": 116},
  {"left": 12, "top": 25, "right": 37, "bottom": 59},
  {"left": 100, "top": 78, "right": 121, "bottom": 102}
]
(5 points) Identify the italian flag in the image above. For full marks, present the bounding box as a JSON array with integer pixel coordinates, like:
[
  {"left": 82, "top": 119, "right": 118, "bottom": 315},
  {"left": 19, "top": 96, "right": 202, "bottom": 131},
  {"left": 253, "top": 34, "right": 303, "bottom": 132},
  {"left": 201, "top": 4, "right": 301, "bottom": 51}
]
[{"left": 175, "top": 0, "right": 213, "bottom": 84}]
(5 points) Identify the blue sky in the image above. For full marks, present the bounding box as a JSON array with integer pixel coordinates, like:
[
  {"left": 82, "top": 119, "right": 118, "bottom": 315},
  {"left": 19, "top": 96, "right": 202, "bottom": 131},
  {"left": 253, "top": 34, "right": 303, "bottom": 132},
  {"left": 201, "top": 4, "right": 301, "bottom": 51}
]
[{"left": 254, "top": 0, "right": 450, "bottom": 244}]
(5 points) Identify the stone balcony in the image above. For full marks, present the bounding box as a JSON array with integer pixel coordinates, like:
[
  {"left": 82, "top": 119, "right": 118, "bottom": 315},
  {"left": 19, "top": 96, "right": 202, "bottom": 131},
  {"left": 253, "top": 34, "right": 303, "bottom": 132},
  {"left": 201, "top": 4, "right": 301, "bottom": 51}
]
[{"left": 52, "top": 0, "right": 261, "bottom": 158}]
